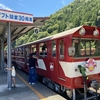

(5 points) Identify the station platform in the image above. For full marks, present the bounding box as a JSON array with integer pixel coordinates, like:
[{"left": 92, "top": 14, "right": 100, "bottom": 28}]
[{"left": 0, "top": 68, "right": 66, "bottom": 100}]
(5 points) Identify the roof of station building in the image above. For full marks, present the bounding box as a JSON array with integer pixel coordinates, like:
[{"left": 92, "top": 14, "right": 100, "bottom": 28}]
[{"left": 0, "top": 9, "right": 49, "bottom": 45}]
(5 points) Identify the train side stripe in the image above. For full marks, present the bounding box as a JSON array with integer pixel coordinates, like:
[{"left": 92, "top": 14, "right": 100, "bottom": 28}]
[
  {"left": 59, "top": 60, "right": 100, "bottom": 78},
  {"left": 37, "top": 59, "right": 47, "bottom": 70}
]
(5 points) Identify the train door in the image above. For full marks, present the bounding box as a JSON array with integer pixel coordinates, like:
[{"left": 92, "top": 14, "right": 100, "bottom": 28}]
[
  {"left": 49, "top": 40, "right": 58, "bottom": 81},
  {"left": 57, "top": 39, "right": 66, "bottom": 81},
  {"left": 24, "top": 46, "right": 30, "bottom": 70},
  {"left": 17, "top": 47, "right": 24, "bottom": 68},
  {"left": 38, "top": 42, "right": 49, "bottom": 76}
]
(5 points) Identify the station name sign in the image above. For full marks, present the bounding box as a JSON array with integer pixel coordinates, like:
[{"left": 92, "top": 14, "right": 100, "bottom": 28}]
[{"left": 0, "top": 9, "right": 33, "bottom": 24}]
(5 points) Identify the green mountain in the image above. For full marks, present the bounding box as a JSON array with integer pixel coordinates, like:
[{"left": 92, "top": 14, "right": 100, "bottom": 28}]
[{"left": 13, "top": 0, "right": 100, "bottom": 47}]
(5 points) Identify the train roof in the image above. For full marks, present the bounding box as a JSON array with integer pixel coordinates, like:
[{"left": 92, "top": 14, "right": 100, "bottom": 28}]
[{"left": 15, "top": 25, "right": 98, "bottom": 48}]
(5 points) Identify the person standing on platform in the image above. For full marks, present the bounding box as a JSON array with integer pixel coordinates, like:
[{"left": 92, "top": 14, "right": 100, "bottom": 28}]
[
  {"left": 4, "top": 62, "right": 16, "bottom": 87},
  {"left": 28, "top": 53, "right": 38, "bottom": 85}
]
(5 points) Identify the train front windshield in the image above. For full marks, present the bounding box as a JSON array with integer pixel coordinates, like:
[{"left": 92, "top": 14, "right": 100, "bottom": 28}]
[{"left": 73, "top": 39, "right": 100, "bottom": 57}]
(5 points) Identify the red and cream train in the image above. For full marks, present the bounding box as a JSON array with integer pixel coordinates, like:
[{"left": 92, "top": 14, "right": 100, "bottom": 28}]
[{"left": 10, "top": 25, "right": 100, "bottom": 99}]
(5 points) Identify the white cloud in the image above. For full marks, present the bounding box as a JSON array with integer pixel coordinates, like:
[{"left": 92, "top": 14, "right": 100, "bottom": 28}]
[
  {"left": 0, "top": 3, "right": 12, "bottom": 11},
  {"left": 18, "top": 2, "right": 26, "bottom": 7},
  {"left": 61, "top": 0, "right": 65, "bottom": 5}
]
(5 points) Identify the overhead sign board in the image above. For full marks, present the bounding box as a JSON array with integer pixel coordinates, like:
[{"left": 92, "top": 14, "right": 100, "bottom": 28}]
[{"left": 0, "top": 9, "right": 33, "bottom": 24}]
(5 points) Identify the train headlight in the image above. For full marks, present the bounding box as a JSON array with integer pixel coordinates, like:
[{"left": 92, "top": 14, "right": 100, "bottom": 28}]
[
  {"left": 93, "top": 29, "right": 99, "bottom": 36},
  {"left": 68, "top": 46, "right": 75, "bottom": 56},
  {"left": 79, "top": 27, "right": 86, "bottom": 35}
]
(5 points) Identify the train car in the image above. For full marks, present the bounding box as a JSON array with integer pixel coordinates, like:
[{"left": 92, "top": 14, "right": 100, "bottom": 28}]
[{"left": 12, "top": 25, "right": 100, "bottom": 100}]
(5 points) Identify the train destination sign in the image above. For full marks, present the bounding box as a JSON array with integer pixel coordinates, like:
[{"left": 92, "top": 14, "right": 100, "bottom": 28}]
[{"left": 0, "top": 9, "right": 33, "bottom": 24}]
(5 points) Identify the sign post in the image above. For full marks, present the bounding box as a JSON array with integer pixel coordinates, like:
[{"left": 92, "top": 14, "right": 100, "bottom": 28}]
[
  {"left": 0, "top": 9, "right": 33, "bottom": 89},
  {"left": 7, "top": 22, "right": 12, "bottom": 89}
]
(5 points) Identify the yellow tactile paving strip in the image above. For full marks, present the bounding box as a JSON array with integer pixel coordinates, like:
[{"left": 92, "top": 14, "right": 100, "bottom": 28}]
[{"left": 17, "top": 73, "right": 47, "bottom": 100}]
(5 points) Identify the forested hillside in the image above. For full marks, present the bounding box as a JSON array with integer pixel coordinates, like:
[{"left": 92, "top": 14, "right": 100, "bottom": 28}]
[{"left": 12, "top": 0, "right": 100, "bottom": 48}]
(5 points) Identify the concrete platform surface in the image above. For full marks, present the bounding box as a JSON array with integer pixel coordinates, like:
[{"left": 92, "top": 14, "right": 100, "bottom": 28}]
[{"left": 0, "top": 69, "right": 66, "bottom": 100}]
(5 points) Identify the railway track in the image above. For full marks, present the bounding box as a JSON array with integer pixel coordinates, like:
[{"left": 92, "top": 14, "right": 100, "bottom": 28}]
[{"left": 16, "top": 67, "right": 100, "bottom": 100}]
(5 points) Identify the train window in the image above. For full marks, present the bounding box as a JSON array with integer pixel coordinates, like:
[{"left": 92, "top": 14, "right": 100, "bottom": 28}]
[
  {"left": 4, "top": 50, "right": 7, "bottom": 57},
  {"left": 24, "top": 46, "right": 30, "bottom": 56},
  {"left": 11, "top": 49, "right": 14, "bottom": 56},
  {"left": 21, "top": 47, "right": 24, "bottom": 56},
  {"left": 52, "top": 40, "right": 56, "bottom": 57},
  {"left": 31, "top": 45, "right": 36, "bottom": 55},
  {"left": 73, "top": 39, "right": 100, "bottom": 57},
  {"left": 73, "top": 39, "right": 79, "bottom": 56},
  {"left": 15, "top": 48, "right": 19, "bottom": 56},
  {"left": 39, "top": 43, "right": 47, "bottom": 57},
  {"left": 18, "top": 47, "right": 24, "bottom": 56},
  {"left": 59, "top": 40, "right": 64, "bottom": 58},
  {"left": 86, "top": 41, "right": 90, "bottom": 55}
]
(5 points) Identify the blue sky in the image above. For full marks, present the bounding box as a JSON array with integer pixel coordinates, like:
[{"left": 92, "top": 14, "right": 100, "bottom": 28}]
[{"left": 0, "top": 0, "right": 74, "bottom": 17}]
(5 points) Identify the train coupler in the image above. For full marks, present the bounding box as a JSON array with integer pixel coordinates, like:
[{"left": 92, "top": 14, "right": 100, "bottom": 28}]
[
  {"left": 91, "top": 80, "right": 100, "bottom": 98},
  {"left": 90, "top": 80, "right": 100, "bottom": 91}
]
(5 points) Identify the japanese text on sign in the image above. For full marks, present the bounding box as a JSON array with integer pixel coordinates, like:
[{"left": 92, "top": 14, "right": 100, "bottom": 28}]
[{"left": 0, "top": 10, "right": 33, "bottom": 24}]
